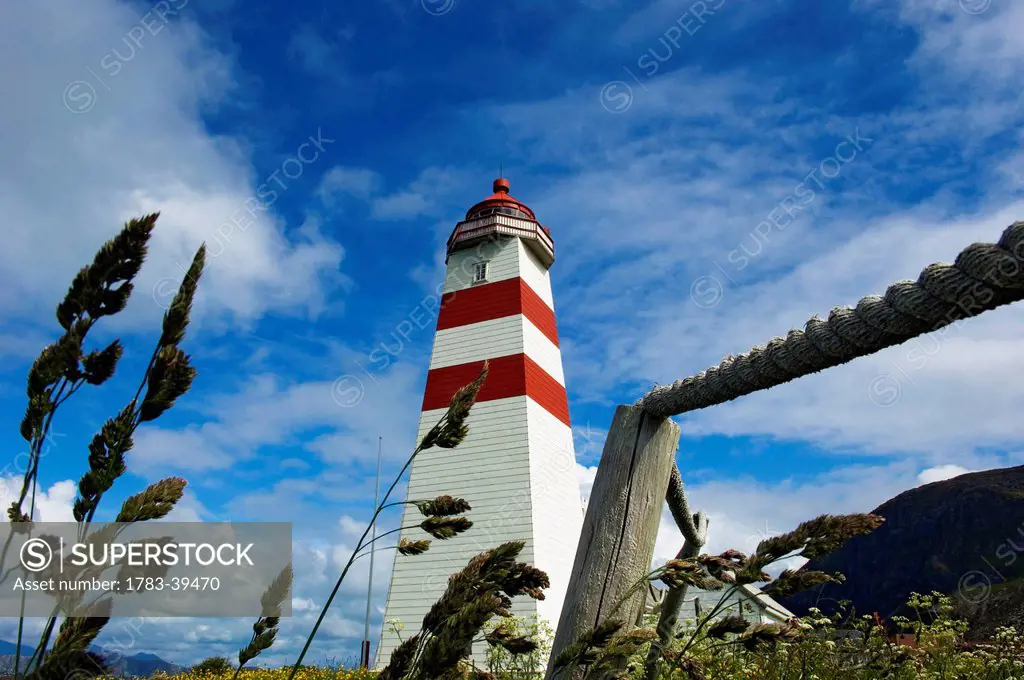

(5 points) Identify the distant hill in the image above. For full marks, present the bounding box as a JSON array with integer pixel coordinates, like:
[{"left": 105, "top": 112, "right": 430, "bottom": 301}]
[
  {"left": 781, "top": 465, "right": 1024, "bottom": 638},
  {"left": 0, "top": 640, "right": 182, "bottom": 676},
  {"left": 102, "top": 649, "right": 184, "bottom": 677},
  {"left": 0, "top": 640, "right": 34, "bottom": 657}
]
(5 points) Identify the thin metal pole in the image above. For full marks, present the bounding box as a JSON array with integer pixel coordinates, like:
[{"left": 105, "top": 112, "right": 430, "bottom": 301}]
[{"left": 360, "top": 436, "right": 383, "bottom": 668}]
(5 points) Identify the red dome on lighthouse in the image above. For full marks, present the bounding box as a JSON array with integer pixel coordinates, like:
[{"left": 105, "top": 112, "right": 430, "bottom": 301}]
[{"left": 465, "top": 178, "right": 537, "bottom": 221}]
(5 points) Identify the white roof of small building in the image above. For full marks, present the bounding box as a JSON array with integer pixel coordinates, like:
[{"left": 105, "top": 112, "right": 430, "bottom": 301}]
[
  {"left": 736, "top": 583, "right": 796, "bottom": 621},
  {"left": 645, "top": 581, "right": 795, "bottom": 623}
]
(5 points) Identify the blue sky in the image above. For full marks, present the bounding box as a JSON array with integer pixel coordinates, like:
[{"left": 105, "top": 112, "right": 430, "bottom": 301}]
[{"left": 2, "top": 0, "right": 1024, "bottom": 667}]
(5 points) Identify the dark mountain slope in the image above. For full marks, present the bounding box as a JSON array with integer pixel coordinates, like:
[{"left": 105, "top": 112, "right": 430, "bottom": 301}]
[
  {"left": 781, "top": 465, "right": 1024, "bottom": 637},
  {"left": 0, "top": 641, "right": 182, "bottom": 676}
]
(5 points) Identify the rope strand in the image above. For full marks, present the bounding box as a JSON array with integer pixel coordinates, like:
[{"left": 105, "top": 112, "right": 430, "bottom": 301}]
[{"left": 637, "top": 221, "right": 1024, "bottom": 417}]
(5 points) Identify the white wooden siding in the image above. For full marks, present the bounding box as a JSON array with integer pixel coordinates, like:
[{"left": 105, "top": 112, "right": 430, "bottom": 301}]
[
  {"left": 377, "top": 398, "right": 583, "bottom": 668},
  {"left": 525, "top": 399, "right": 583, "bottom": 627},
  {"left": 522, "top": 319, "right": 564, "bottom": 385},
  {"left": 428, "top": 315, "right": 564, "bottom": 385},
  {"left": 517, "top": 239, "right": 555, "bottom": 309},
  {"left": 443, "top": 236, "right": 520, "bottom": 293},
  {"left": 429, "top": 316, "right": 523, "bottom": 370},
  {"left": 377, "top": 397, "right": 539, "bottom": 668},
  {"left": 444, "top": 237, "right": 556, "bottom": 311},
  {"left": 440, "top": 233, "right": 552, "bottom": 307}
]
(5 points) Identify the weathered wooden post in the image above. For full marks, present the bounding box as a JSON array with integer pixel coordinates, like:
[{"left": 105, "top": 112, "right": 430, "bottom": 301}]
[{"left": 545, "top": 405, "right": 679, "bottom": 680}]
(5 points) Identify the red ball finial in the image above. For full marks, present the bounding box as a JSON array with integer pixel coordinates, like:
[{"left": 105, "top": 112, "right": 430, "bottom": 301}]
[{"left": 493, "top": 178, "right": 510, "bottom": 194}]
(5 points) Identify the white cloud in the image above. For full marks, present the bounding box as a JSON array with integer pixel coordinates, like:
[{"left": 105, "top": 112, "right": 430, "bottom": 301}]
[
  {"left": 917, "top": 464, "right": 971, "bottom": 486},
  {"left": 287, "top": 23, "right": 343, "bottom": 75},
  {"left": 476, "top": 12, "right": 1024, "bottom": 457},
  {"left": 0, "top": 331, "right": 53, "bottom": 363},
  {"left": 368, "top": 166, "right": 479, "bottom": 221},
  {"left": 131, "top": 427, "right": 238, "bottom": 477},
  {"left": 133, "top": 355, "right": 424, "bottom": 478},
  {"left": 339, "top": 514, "right": 365, "bottom": 539},
  {"left": 0, "top": 0, "right": 348, "bottom": 334},
  {"left": 185, "top": 624, "right": 234, "bottom": 643},
  {"left": 0, "top": 476, "right": 76, "bottom": 522},
  {"left": 575, "top": 463, "right": 598, "bottom": 503},
  {"left": 317, "top": 166, "right": 383, "bottom": 203},
  {"left": 163, "top": 489, "right": 210, "bottom": 522},
  {"left": 292, "top": 596, "right": 317, "bottom": 612},
  {"left": 671, "top": 205, "right": 1024, "bottom": 457},
  {"left": 870, "top": 0, "right": 1024, "bottom": 87},
  {"left": 371, "top": 192, "right": 431, "bottom": 221}
]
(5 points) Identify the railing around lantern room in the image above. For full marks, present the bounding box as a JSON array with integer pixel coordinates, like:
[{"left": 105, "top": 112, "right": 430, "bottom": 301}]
[{"left": 446, "top": 212, "right": 555, "bottom": 265}]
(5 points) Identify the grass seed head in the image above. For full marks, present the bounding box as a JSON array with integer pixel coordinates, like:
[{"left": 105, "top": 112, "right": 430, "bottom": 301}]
[
  {"left": 420, "top": 516, "right": 473, "bottom": 540},
  {"left": 398, "top": 538, "right": 432, "bottom": 556},
  {"left": 416, "top": 495, "right": 472, "bottom": 517}
]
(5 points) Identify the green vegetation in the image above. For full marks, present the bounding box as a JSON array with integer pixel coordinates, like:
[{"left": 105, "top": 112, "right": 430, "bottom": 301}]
[
  {"left": 193, "top": 657, "right": 234, "bottom": 675},
  {"left": 622, "top": 592, "right": 1024, "bottom": 680}
]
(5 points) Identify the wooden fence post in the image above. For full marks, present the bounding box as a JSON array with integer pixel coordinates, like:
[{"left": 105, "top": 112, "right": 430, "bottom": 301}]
[{"left": 545, "top": 405, "right": 680, "bottom": 679}]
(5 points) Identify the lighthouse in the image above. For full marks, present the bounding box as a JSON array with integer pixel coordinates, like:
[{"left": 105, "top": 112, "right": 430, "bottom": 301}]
[{"left": 376, "top": 178, "right": 584, "bottom": 668}]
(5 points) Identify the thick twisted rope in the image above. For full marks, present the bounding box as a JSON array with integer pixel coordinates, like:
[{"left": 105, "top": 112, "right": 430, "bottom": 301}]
[
  {"left": 665, "top": 464, "right": 700, "bottom": 544},
  {"left": 638, "top": 221, "right": 1024, "bottom": 418}
]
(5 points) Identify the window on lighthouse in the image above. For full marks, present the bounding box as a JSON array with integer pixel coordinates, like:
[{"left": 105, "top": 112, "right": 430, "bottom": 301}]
[{"left": 472, "top": 261, "right": 488, "bottom": 283}]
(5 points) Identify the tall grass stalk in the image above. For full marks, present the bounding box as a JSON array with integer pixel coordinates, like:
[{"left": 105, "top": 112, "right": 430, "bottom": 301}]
[
  {"left": 287, "top": 364, "right": 489, "bottom": 680},
  {"left": 235, "top": 566, "right": 294, "bottom": 678},
  {"left": 9, "top": 215, "right": 203, "bottom": 680}
]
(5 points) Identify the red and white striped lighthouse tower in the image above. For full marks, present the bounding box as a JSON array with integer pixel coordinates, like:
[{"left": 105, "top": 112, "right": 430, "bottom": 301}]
[{"left": 376, "top": 178, "right": 584, "bottom": 668}]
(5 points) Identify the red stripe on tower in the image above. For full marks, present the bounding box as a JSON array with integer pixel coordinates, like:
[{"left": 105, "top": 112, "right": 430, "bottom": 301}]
[
  {"left": 436, "top": 278, "right": 559, "bottom": 347},
  {"left": 422, "top": 353, "right": 570, "bottom": 426}
]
